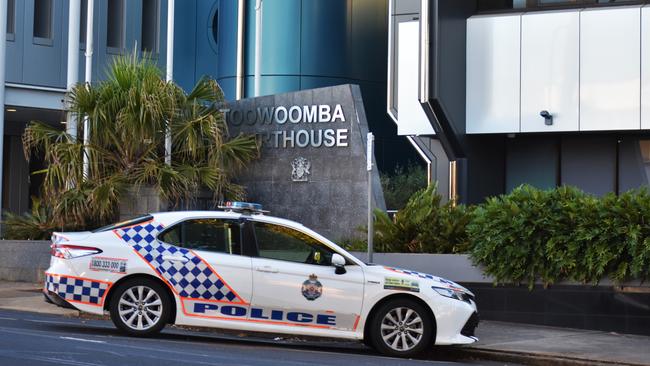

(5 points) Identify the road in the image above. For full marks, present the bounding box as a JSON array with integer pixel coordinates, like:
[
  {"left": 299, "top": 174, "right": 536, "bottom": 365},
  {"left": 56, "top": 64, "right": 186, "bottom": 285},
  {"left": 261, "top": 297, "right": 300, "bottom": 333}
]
[{"left": 0, "top": 309, "right": 509, "bottom": 366}]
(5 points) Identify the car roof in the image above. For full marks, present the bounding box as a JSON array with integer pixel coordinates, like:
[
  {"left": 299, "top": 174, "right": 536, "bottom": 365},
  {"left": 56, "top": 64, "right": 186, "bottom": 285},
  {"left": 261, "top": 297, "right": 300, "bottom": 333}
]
[{"left": 149, "top": 210, "right": 306, "bottom": 228}]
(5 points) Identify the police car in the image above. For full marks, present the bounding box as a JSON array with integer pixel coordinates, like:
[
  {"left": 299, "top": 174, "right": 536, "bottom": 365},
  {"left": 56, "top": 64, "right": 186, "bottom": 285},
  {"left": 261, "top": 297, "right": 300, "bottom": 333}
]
[{"left": 44, "top": 202, "right": 478, "bottom": 357}]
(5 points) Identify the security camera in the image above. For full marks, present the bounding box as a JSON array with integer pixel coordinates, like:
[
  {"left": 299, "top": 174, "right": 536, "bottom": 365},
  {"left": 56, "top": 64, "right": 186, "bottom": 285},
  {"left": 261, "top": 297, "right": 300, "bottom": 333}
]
[{"left": 540, "top": 110, "right": 553, "bottom": 126}]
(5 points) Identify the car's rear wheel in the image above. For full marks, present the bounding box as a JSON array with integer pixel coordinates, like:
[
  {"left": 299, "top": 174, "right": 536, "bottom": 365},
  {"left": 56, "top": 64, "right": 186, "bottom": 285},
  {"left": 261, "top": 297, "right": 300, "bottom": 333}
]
[
  {"left": 369, "top": 298, "right": 434, "bottom": 357},
  {"left": 109, "top": 277, "right": 171, "bottom": 336}
]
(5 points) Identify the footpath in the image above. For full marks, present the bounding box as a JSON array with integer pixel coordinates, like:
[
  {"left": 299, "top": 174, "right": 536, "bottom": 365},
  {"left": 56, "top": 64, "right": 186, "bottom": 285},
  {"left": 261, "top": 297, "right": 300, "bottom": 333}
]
[{"left": 1, "top": 281, "right": 648, "bottom": 366}]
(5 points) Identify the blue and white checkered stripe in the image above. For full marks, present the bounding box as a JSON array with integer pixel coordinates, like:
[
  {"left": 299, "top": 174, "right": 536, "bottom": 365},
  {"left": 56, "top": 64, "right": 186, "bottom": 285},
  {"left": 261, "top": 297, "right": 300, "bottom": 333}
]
[
  {"left": 385, "top": 267, "right": 438, "bottom": 280},
  {"left": 45, "top": 274, "right": 109, "bottom": 306},
  {"left": 115, "top": 223, "right": 241, "bottom": 302}
]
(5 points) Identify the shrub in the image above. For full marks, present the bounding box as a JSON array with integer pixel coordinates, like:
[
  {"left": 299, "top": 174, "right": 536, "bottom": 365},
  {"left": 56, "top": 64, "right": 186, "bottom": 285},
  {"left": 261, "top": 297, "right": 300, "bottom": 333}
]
[
  {"left": 10, "top": 54, "right": 259, "bottom": 235},
  {"left": 381, "top": 164, "right": 427, "bottom": 209},
  {"left": 372, "top": 184, "right": 473, "bottom": 254},
  {"left": 468, "top": 185, "right": 650, "bottom": 287}
]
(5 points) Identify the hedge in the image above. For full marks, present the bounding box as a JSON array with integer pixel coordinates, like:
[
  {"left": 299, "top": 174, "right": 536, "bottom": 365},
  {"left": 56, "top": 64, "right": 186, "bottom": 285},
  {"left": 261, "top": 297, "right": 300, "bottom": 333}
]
[{"left": 349, "top": 185, "right": 650, "bottom": 287}]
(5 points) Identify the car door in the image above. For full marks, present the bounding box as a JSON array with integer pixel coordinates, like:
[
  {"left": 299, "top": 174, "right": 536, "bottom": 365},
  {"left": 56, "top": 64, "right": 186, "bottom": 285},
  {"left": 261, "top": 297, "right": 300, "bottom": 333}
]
[
  {"left": 248, "top": 219, "right": 364, "bottom": 331},
  {"left": 157, "top": 218, "right": 253, "bottom": 321}
]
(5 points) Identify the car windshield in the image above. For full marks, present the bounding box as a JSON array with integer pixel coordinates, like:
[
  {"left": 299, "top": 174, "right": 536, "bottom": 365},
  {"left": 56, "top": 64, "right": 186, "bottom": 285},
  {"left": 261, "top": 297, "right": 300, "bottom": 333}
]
[{"left": 92, "top": 215, "right": 154, "bottom": 233}]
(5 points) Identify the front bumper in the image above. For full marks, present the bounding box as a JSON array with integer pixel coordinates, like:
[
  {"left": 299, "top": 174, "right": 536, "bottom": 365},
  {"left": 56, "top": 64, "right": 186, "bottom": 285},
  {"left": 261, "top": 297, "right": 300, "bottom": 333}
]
[{"left": 461, "top": 311, "right": 479, "bottom": 338}]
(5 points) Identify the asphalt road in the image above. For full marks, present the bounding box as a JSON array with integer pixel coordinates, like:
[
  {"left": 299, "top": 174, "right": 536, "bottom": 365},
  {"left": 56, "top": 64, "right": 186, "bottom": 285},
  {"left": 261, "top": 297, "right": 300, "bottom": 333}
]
[{"left": 0, "top": 309, "right": 510, "bottom": 366}]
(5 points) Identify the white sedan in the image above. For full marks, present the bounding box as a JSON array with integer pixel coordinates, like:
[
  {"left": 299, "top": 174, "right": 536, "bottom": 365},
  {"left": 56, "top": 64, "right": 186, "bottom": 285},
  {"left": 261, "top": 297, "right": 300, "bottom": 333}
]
[{"left": 44, "top": 202, "right": 478, "bottom": 357}]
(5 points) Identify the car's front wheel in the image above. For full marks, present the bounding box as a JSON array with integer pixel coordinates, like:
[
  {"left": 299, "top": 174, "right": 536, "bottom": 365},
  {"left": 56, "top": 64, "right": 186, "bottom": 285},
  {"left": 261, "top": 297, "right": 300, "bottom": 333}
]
[
  {"left": 109, "top": 277, "right": 171, "bottom": 336},
  {"left": 368, "top": 298, "right": 434, "bottom": 357}
]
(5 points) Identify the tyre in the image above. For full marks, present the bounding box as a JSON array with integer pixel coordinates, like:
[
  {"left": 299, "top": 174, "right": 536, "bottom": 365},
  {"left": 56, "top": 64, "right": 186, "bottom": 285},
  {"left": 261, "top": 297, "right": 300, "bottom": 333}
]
[
  {"left": 368, "top": 298, "right": 434, "bottom": 357},
  {"left": 109, "top": 277, "right": 171, "bottom": 336}
]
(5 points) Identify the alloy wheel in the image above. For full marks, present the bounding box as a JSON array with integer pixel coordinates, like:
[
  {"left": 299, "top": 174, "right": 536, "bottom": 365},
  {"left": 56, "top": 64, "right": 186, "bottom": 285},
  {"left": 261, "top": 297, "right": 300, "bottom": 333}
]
[
  {"left": 380, "top": 306, "right": 424, "bottom": 352},
  {"left": 118, "top": 285, "right": 163, "bottom": 331}
]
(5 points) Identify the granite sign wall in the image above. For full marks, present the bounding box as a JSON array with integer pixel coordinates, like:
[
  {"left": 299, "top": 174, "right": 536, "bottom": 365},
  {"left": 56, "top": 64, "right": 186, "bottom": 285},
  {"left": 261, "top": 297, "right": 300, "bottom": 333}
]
[{"left": 226, "top": 84, "right": 386, "bottom": 241}]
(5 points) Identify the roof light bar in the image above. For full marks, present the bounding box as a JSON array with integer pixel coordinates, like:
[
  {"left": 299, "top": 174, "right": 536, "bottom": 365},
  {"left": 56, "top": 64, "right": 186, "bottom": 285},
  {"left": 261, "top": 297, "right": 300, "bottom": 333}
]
[{"left": 219, "top": 201, "right": 268, "bottom": 214}]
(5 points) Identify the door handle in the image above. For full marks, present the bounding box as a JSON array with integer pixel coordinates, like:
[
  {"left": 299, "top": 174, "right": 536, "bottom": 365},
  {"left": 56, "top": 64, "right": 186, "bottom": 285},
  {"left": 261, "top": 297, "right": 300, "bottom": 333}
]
[
  {"left": 162, "top": 255, "right": 189, "bottom": 263},
  {"left": 255, "top": 266, "right": 279, "bottom": 273}
]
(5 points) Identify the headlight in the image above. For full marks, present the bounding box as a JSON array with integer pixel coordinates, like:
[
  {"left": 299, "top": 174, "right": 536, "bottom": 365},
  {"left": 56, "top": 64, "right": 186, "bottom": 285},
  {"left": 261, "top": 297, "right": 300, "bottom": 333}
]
[{"left": 432, "top": 286, "right": 474, "bottom": 303}]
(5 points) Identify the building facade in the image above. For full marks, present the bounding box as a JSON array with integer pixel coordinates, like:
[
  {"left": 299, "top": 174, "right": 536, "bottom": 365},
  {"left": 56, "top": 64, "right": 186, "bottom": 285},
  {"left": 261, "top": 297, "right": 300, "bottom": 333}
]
[
  {"left": 2, "top": 0, "right": 414, "bottom": 218},
  {"left": 390, "top": 0, "right": 650, "bottom": 203}
]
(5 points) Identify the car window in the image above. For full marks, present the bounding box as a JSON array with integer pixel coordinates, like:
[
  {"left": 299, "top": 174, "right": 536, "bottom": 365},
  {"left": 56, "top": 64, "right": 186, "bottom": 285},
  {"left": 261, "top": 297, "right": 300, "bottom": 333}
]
[
  {"left": 253, "top": 221, "right": 335, "bottom": 266},
  {"left": 158, "top": 218, "right": 242, "bottom": 255},
  {"left": 92, "top": 215, "right": 153, "bottom": 232}
]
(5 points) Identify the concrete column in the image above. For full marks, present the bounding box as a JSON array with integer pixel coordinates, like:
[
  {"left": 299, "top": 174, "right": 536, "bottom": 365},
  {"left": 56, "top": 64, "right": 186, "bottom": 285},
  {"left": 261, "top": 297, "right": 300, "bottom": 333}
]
[
  {"left": 165, "top": 0, "right": 175, "bottom": 165},
  {"left": 66, "top": 0, "right": 81, "bottom": 139},
  {"left": 254, "top": 0, "right": 262, "bottom": 97},
  {"left": 83, "top": 0, "right": 94, "bottom": 179},
  {"left": 0, "top": 0, "right": 7, "bottom": 221},
  {"left": 236, "top": 0, "right": 245, "bottom": 100}
]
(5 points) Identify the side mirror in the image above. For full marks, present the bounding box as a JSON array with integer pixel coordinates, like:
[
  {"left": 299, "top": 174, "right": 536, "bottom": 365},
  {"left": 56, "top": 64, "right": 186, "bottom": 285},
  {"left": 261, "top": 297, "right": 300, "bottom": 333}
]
[{"left": 332, "top": 253, "right": 346, "bottom": 275}]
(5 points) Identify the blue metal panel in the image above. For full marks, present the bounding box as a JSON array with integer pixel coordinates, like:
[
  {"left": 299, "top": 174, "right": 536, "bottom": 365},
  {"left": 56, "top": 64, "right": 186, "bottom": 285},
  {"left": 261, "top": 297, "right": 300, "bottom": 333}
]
[
  {"left": 261, "top": 0, "right": 301, "bottom": 75},
  {"left": 243, "top": 76, "right": 300, "bottom": 98},
  {"left": 216, "top": 0, "right": 238, "bottom": 80},
  {"left": 349, "top": 0, "right": 387, "bottom": 82},
  {"left": 172, "top": 0, "right": 198, "bottom": 92},
  {"left": 216, "top": 76, "right": 236, "bottom": 101},
  {"left": 300, "top": 0, "right": 349, "bottom": 79},
  {"left": 22, "top": 0, "right": 66, "bottom": 87},
  {"left": 5, "top": 0, "right": 24, "bottom": 84},
  {"left": 194, "top": 0, "right": 218, "bottom": 83}
]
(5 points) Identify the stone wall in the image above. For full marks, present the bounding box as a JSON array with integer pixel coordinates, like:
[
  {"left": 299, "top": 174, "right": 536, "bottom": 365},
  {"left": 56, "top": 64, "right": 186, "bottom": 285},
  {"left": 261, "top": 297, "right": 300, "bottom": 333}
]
[
  {"left": 0, "top": 240, "right": 51, "bottom": 282},
  {"left": 227, "top": 84, "right": 385, "bottom": 241},
  {"left": 118, "top": 186, "right": 168, "bottom": 221}
]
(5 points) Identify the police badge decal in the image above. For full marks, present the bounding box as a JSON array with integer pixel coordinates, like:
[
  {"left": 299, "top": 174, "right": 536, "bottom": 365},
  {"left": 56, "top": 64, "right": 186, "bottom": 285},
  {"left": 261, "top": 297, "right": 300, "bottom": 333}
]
[{"left": 301, "top": 274, "right": 323, "bottom": 301}]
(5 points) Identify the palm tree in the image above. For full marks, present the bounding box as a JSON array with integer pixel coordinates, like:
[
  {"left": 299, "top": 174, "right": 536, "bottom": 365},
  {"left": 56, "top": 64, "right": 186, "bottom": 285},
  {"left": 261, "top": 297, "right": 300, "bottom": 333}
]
[{"left": 20, "top": 54, "right": 259, "bottom": 230}]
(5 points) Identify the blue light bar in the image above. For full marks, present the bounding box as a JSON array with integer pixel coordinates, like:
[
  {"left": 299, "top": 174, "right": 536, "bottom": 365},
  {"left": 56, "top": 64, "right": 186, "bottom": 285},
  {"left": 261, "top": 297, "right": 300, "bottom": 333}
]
[{"left": 219, "top": 201, "right": 266, "bottom": 213}]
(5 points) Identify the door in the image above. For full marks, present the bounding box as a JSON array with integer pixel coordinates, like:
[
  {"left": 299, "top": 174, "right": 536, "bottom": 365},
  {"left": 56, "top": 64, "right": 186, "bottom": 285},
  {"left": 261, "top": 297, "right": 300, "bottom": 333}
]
[
  {"left": 157, "top": 218, "right": 253, "bottom": 321},
  {"left": 248, "top": 219, "right": 364, "bottom": 332}
]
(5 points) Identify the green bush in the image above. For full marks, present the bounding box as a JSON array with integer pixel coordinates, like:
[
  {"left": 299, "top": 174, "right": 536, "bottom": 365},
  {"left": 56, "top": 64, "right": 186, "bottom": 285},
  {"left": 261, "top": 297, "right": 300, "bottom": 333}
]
[
  {"left": 344, "top": 183, "right": 650, "bottom": 286},
  {"left": 381, "top": 164, "right": 427, "bottom": 209},
  {"left": 468, "top": 185, "right": 650, "bottom": 287},
  {"left": 372, "top": 184, "right": 472, "bottom": 254}
]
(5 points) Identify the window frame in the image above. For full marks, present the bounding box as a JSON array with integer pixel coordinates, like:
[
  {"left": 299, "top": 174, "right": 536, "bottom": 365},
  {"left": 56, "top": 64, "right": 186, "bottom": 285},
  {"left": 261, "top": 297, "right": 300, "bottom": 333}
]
[
  {"left": 248, "top": 219, "right": 355, "bottom": 267},
  {"left": 156, "top": 217, "right": 249, "bottom": 257},
  {"left": 33, "top": 0, "right": 54, "bottom": 46},
  {"left": 106, "top": 0, "right": 126, "bottom": 53}
]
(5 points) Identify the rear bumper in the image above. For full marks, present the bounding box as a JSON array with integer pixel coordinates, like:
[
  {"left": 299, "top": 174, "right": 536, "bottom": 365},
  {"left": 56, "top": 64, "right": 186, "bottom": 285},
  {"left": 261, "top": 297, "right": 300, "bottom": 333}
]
[{"left": 43, "top": 290, "right": 77, "bottom": 310}]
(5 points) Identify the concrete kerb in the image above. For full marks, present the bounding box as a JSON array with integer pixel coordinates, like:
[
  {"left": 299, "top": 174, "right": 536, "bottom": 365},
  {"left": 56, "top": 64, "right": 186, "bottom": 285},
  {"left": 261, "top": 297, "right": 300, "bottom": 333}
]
[
  {"left": 442, "top": 347, "right": 648, "bottom": 366},
  {"left": 0, "top": 240, "right": 51, "bottom": 283}
]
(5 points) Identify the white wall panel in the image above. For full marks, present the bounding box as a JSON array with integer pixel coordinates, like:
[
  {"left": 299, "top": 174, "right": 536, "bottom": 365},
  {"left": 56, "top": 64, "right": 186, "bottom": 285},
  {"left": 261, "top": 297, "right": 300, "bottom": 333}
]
[
  {"left": 642, "top": 6, "right": 650, "bottom": 130},
  {"left": 521, "top": 11, "right": 579, "bottom": 132},
  {"left": 580, "top": 7, "right": 641, "bottom": 131},
  {"left": 397, "top": 21, "right": 435, "bottom": 136},
  {"left": 466, "top": 14, "right": 521, "bottom": 134}
]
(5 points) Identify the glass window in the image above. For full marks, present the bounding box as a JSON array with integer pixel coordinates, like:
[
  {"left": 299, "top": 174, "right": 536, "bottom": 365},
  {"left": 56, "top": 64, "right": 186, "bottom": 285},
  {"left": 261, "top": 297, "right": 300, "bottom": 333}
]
[
  {"left": 92, "top": 215, "right": 154, "bottom": 232},
  {"left": 107, "top": 0, "right": 125, "bottom": 49},
  {"left": 158, "top": 219, "right": 243, "bottom": 255},
  {"left": 141, "top": 0, "right": 160, "bottom": 53},
  {"left": 80, "top": 0, "right": 88, "bottom": 44},
  {"left": 253, "top": 222, "right": 335, "bottom": 266},
  {"left": 7, "top": 0, "right": 14, "bottom": 35},
  {"left": 34, "top": 0, "right": 53, "bottom": 39}
]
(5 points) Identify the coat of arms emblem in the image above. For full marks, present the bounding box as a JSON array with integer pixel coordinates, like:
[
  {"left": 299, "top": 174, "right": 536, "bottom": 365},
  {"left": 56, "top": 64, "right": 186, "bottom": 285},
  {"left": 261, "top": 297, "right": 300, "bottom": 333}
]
[
  {"left": 301, "top": 274, "right": 323, "bottom": 301},
  {"left": 291, "top": 157, "right": 311, "bottom": 182}
]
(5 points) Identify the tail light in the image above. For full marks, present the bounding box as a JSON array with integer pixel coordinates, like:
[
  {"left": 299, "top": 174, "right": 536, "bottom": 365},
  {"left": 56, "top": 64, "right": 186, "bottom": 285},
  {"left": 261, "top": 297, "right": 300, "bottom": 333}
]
[{"left": 50, "top": 244, "right": 102, "bottom": 259}]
